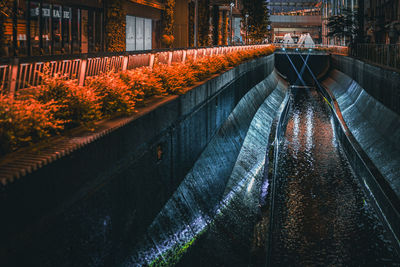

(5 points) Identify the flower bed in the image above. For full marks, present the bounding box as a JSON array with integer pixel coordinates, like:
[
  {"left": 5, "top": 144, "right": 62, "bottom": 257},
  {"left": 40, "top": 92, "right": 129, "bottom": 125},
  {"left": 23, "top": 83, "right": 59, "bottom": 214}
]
[{"left": 0, "top": 46, "right": 275, "bottom": 156}]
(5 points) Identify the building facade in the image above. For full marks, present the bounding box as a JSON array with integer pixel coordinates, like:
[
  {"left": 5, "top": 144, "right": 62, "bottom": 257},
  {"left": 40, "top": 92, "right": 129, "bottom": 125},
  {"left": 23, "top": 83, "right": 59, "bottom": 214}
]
[
  {"left": 363, "top": 0, "right": 400, "bottom": 44},
  {"left": 0, "top": 0, "right": 163, "bottom": 57},
  {"left": 268, "top": 1, "right": 323, "bottom": 44},
  {"left": 0, "top": 0, "right": 251, "bottom": 58}
]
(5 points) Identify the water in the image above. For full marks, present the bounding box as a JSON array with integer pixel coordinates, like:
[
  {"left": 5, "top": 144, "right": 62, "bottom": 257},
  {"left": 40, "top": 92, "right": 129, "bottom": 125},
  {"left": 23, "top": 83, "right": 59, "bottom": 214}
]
[{"left": 269, "top": 87, "right": 400, "bottom": 266}]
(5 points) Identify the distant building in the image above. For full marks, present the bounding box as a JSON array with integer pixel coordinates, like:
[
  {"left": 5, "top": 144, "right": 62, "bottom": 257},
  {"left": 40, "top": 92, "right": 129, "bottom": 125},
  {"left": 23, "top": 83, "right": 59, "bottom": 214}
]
[{"left": 267, "top": 1, "right": 323, "bottom": 44}]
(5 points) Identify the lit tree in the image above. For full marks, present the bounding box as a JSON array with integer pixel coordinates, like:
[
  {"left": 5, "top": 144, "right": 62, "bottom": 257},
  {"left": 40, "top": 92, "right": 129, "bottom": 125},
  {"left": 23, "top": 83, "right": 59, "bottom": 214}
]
[
  {"left": 327, "top": 8, "right": 359, "bottom": 45},
  {"left": 106, "top": 0, "right": 126, "bottom": 52},
  {"left": 162, "top": 0, "right": 176, "bottom": 48},
  {"left": 0, "top": 0, "right": 12, "bottom": 56},
  {"left": 198, "top": 0, "right": 211, "bottom": 46},
  {"left": 242, "top": 0, "right": 270, "bottom": 43}
]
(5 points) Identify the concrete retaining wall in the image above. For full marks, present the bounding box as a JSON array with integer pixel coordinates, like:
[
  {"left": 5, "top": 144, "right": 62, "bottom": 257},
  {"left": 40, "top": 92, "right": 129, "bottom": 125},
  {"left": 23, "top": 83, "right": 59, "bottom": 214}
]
[
  {"left": 331, "top": 55, "right": 400, "bottom": 116},
  {"left": 0, "top": 55, "right": 275, "bottom": 267},
  {"left": 123, "top": 71, "right": 288, "bottom": 266},
  {"left": 322, "top": 68, "right": 400, "bottom": 247}
]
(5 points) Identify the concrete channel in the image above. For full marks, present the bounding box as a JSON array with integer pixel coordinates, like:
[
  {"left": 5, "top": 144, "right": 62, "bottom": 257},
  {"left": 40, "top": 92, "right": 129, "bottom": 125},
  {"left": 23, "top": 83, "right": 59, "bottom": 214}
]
[{"left": 1, "top": 52, "right": 399, "bottom": 266}]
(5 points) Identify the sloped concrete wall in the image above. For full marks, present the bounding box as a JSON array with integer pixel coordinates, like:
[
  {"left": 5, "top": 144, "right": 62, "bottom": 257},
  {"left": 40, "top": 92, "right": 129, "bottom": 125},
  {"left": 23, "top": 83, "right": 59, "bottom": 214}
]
[
  {"left": 331, "top": 55, "right": 400, "bottom": 116},
  {"left": 124, "top": 71, "right": 288, "bottom": 266},
  {"left": 0, "top": 55, "right": 275, "bottom": 267},
  {"left": 322, "top": 69, "right": 400, "bottom": 244}
]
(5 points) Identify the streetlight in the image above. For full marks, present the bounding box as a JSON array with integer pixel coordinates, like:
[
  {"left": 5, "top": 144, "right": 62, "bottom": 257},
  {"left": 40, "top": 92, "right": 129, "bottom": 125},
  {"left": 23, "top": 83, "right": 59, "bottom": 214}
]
[
  {"left": 245, "top": 13, "right": 249, "bottom": 45},
  {"left": 230, "top": 2, "right": 234, "bottom": 45}
]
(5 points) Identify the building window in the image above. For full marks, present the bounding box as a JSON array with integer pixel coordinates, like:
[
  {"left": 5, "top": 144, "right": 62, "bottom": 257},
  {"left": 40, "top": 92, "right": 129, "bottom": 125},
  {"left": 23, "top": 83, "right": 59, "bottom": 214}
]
[
  {"left": 0, "top": 1, "right": 104, "bottom": 57},
  {"left": 126, "top": 15, "right": 152, "bottom": 51}
]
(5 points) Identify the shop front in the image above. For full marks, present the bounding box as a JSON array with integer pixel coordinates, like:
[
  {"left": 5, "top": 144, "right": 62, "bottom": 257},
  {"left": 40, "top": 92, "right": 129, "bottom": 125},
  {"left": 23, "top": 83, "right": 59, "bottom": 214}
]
[{"left": 0, "top": 0, "right": 104, "bottom": 57}]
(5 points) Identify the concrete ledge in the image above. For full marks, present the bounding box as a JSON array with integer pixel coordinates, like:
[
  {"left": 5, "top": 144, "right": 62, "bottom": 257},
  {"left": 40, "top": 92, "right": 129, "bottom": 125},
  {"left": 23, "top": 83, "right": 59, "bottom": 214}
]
[{"left": 0, "top": 54, "right": 275, "bottom": 266}]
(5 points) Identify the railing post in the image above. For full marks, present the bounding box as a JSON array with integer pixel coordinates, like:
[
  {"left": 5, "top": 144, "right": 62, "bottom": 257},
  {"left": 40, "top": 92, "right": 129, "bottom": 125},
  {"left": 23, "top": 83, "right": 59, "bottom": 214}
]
[
  {"left": 122, "top": 54, "right": 129, "bottom": 71},
  {"left": 168, "top": 51, "right": 173, "bottom": 66},
  {"left": 78, "top": 55, "right": 88, "bottom": 86},
  {"left": 193, "top": 49, "right": 198, "bottom": 61},
  {"left": 8, "top": 58, "right": 19, "bottom": 97},
  {"left": 182, "top": 50, "right": 187, "bottom": 63},
  {"left": 149, "top": 53, "right": 155, "bottom": 69}
]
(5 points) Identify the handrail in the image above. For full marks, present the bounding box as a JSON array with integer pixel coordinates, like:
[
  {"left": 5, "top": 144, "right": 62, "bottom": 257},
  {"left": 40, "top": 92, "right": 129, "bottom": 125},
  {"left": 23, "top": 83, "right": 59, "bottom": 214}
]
[{"left": 350, "top": 43, "right": 400, "bottom": 72}]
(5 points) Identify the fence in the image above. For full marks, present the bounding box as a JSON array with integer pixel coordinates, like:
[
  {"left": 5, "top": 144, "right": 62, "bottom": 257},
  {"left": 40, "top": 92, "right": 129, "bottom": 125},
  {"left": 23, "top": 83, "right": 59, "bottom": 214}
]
[
  {"left": 0, "top": 45, "right": 269, "bottom": 96},
  {"left": 274, "top": 44, "right": 349, "bottom": 56},
  {"left": 351, "top": 44, "right": 400, "bottom": 71}
]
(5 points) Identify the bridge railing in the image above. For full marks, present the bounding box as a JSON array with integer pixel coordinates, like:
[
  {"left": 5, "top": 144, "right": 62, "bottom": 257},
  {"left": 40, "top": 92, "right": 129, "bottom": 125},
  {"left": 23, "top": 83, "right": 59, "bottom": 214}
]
[
  {"left": 274, "top": 44, "right": 348, "bottom": 56},
  {"left": 0, "top": 44, "right": 269, "bottom": 96},
  {"left": 350, "top": 43, "right": 400, "bottom": 71}
]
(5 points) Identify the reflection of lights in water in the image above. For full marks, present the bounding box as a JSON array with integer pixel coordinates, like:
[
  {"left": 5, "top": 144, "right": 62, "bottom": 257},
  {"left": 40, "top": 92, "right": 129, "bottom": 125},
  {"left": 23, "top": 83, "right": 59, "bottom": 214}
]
[
  {"left": 306, "top": 106, "right": 313, "bottom": 152},
  {"left": 292, "top": 111, "right": 300, "bottom": 156},
  {"left": 330, "top": 116, "right": 337, "bottom": 147},
  {"left": 293, "top": 112, "right": 300, "bottom": 139}
]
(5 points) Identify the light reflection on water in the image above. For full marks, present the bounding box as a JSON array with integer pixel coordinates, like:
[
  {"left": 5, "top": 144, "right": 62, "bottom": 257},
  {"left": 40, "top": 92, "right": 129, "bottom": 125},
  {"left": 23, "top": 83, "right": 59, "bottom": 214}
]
[{"left": 270, "top": 87, "right": 399, "bottom": 266}]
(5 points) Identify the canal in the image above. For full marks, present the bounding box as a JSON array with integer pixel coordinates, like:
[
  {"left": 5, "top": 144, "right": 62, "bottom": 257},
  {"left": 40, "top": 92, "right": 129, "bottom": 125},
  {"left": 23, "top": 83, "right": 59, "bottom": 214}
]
[
  {"left": 269, "top": 86, "right": 399, "bottom": 266},
  {"left": 177, "top": 86, "right": 400, "bottom": 266}
]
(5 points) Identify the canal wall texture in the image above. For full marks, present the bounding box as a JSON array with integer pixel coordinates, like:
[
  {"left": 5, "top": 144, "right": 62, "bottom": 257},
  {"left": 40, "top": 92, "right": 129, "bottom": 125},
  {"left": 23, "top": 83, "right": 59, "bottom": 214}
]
[
  {"left": 322, "top": 65, "right": 400, "bottom": 247},
  {"left": 0, "top": 55, "right": 275, "bottom": 266},
  {"left": 331, "top": 55, "right": 400, "bottom": 116},
  {"left": 123, "top": 72, "right": 288, "bottom": 266}
]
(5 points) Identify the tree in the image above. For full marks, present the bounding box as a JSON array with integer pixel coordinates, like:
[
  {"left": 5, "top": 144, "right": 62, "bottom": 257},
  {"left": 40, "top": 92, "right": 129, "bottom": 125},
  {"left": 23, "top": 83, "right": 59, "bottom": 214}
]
[
  {"left": 106, "top": 0, "right": 126, "bottom": 52},
  {"left": 198, "top": 0, "right": 211, "bottom": 46},
  {"left": 162, "top": 0, "right": 175, "bottom": 48},
  {"left": 242, "top": 0, "right": 270, "bottom": 43},
  {"left": 0, "top": 0, "right": 12, "bottom": 56},
  {"left": 327, "top": 8, "right": 359, "bottom": 45}
]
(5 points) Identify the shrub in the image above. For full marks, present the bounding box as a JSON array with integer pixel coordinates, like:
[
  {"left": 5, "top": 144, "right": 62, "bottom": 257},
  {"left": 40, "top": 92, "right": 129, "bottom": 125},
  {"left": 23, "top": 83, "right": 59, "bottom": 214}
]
[
  {"left": 0, "top": 95, "right": 64, "bottom": 156},
  {"left": 86, "top": 71, "right": 136, "bottom": 117},
  {"left": 32, "top": 74, "right": 101, "bottom": 129},
  {"left": 119, "top": 67, "right": 164, "bottom": 99},
  {"left": 152, "top": 63, "right": 196, "bottom": 94},
  {"left": 0, "top": 45, "right": 276, "bottom": 156}
]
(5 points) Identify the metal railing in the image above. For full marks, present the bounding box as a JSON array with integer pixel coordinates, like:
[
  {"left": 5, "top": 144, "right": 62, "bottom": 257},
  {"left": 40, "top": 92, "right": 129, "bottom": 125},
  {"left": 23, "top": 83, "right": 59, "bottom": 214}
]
[
  {"left": 274, "top": 44, "right": 349, "bottom": 56},
  {"left": 351, "top": 44, "right": 400, "bottom": 71},
  {"left": 0, "top": 44, "right": 270, "bottom": 96}
]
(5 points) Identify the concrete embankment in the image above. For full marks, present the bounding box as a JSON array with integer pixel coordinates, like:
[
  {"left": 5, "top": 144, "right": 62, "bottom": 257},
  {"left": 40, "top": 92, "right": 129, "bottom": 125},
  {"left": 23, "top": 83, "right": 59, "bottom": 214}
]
[
  {"left": 0, "top": 54, "right": 275, "bottom": 266},
  {"left": 322, "top": 63, "right": 400, "bottom": 248},
  {"left": 123, "top": 71, "right": 288, "bottom": 266}
]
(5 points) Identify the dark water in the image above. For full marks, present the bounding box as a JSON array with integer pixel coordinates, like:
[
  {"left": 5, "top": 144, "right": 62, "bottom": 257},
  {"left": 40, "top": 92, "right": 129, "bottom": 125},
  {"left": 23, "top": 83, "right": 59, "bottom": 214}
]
[{"left": 270, "top": 87, "right": 400, "bottom": 266}]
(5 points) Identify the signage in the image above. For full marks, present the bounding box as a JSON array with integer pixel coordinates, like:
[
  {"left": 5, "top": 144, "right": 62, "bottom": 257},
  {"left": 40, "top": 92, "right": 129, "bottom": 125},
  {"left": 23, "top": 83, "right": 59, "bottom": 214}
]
[{"left": 31, "top": 7, "right": 70, "bottom": 19}]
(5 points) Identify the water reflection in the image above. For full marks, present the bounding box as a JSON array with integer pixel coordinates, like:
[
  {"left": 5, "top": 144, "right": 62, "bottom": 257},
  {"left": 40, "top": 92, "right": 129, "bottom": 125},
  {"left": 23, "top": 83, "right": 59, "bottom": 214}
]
[{"left": 270, "top": 87, "right": 399, "bottom": 266}]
